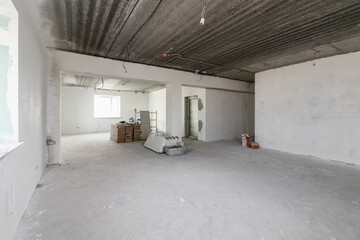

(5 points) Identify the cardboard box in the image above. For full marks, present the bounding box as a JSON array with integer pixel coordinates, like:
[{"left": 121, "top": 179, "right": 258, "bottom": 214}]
[
  {"left": 125, "top": 125, "right": 134, "bottom": 142},
  {"left": 110, "top": 124, "right": 142, "bottom": 143},
  {"left": 110, "top": 124, "right": 126, "bottom": 143},
  {"left": 125, "top": 125, "right": 134, "bottom": 135},
  {"left": 125, "top": 135, "right": 133, "bottom": 142},
  {"left": 134, "top": 124, "right": 142, "bottom": 141},
  {"left": 134, "top": 124, "right": 141, "bottom": 131},
  {"left": 134, "top": 132, "right": 141, "bottom": 141}
]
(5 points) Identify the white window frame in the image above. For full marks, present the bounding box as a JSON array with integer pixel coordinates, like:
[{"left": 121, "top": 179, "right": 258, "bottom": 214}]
[
  {"left": 0, "top": 1, "right": 21, "bottom": 160},
  {"left": 94, "top": 95, "right": 121, "bottom": 119}
]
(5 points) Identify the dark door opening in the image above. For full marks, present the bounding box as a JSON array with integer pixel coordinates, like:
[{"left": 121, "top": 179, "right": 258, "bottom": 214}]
[{"left": 184, "top": 96, "right": 198, "bottom": 139}]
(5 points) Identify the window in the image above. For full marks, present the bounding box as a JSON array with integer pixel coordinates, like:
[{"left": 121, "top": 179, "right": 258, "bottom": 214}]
[
  {"left": 0, "top": 1, "right": 18, "bottom": 144},
  {"left": 94, "top": 95, "right": 121, "bottom": 118},
  {"left": 0, "top": 1, "right": 20, "bottom": 159}
]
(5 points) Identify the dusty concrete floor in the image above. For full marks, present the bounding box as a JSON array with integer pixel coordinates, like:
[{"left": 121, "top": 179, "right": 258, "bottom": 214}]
[{"left": 14, "top": 133, "right": 360, "bottom": 240}]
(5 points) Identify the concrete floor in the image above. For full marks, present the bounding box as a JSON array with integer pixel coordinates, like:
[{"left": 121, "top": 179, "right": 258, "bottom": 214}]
[{"left": 14, "top": 133, "right": 360, "bottom": 240}]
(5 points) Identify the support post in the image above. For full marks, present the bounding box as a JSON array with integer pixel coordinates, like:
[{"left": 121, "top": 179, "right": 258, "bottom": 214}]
[
  {"left": 47, "top": 59, "right": 61, "bottom": 164},
  {"left": 166, "top": 82, "right": 182, "bottom": 139}
]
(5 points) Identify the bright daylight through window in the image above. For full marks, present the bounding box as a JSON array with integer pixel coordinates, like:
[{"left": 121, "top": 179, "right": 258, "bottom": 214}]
[
  {"left": 94, "top": 95, "right": 121, "bottom": 118},
  {"left": 0, "top": 1, "right": 18, "bottom": 144},
  {"left": 0, "top": 0, "right": 20, "bottom": 159}
]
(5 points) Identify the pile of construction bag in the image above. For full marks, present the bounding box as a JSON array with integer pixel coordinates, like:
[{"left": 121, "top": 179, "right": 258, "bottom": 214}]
[{"left": 144, "top": 131, "right": 185, "bottom": 156}]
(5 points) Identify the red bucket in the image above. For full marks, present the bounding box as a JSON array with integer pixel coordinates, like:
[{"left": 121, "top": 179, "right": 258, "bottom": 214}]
[{"left": 246, "top": 135, "right": 252, "bottom": 148}]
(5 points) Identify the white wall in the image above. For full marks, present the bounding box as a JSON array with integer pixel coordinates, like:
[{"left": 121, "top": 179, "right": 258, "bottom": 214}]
[
  {"left": 148, "top": 88, "right": 166, "bottom": 132},
  {"left": 182, "top": 87, "right": 207, "bottom": 141},
  {"left": 0, "top": 0, "right": 48, "bottom": 239},
  {"left": 48, "top": 49, "right": 254, "bottom": 164},
  {"left": 166, "top": 82, "right": 183, "bottom": 138},
  {"left": 149, "top": 86, "right": 255, "bottom": 142},
  {"left": 255, "top": 51, "right": 360, "bottom": 165},
  {"left": 206, "top": 89, "right": 255, "bottom": 141},
  {"left": 61, "top": 87, "right": 148, "bottom": 135}
]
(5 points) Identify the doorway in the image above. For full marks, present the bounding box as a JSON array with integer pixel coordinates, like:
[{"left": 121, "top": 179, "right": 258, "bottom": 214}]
[{"left": 184, "top": 96, "right": 198, "bottom": 139}]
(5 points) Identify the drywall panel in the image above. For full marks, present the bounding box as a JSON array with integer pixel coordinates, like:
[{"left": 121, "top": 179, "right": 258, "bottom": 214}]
[
  {"left": 0, "top": 0, "right": 48, "bottom": 239},
  {"left": 255, "top": 51, "right": 360, "bottom": 164},
  {"left": 148, "top": 88, "right": 166, "bottom": 132},
  {"left": 182, "top": 87, "right": 206, "bottom": 141},
  {"left": 205, "top": 90, "right": 255, "bottom": 142},
  {"left": 61, "top": 87, "right": 148, "bottom": 135}
]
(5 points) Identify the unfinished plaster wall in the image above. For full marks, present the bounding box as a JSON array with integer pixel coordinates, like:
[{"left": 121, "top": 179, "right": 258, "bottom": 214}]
[
  {"left": 255, "top": 51, "right": 360, "bottom": 165},
  {"left": 148, "top": 88, "right": 166, "bottom": 132},
  {"left": 182, "top": 87, "right": 206, "bottom": 141},
  {"left": 206, "top": 90, "right": 255, "bottom": 142},
  {"left": 61, "top": 87, "right": 148, "bottom": 135},
  {"left": 48, "top": 50, "right": 254, "bottom": 163},
  {"left": 0, "top": 0, "right": 48, "bottom": 239}
]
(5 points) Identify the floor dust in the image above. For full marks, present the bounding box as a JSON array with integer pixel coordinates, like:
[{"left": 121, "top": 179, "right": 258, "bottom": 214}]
[{"left": 14, "top": 133, "right": 360, "bottom": 240}]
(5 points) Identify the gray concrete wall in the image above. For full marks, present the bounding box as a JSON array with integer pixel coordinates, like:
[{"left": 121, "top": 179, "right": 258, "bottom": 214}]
[
  {"left": 0, "top": 0, "right": 48, "bottom": 239},
  {"left": 255, "top": 51, "right": 360, "bottom": 164},
  {"left": 205, "top": 89, "right": 255, "bottom": 141}
]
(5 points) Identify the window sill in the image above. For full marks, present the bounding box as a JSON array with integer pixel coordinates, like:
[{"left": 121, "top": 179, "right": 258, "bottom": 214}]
[
  {"left": 0, "top": 142, "right": 24, "bottom": 161},
  {"left": 93, "top": 117, "right": 122, "bottom": 119}
]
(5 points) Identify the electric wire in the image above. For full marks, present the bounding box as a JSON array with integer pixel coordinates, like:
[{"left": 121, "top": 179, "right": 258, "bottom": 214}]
[
  {"left": 123, "top": 61, "right": 127, "bottom": 73},
  {"left": 123, "top": 46, "right": 130, "bottom": 73},
  {"left": 105, "top": 0, "right": 141, "bottom": 56},
  {"left": 201, "top": 0, "right": 211, "bottom": 19},
  {"left": 117, "top": 0, "right": 164, "bottom": 59},
  {"left": 312, "top": 33, "right": 321, "bottom": 57}
]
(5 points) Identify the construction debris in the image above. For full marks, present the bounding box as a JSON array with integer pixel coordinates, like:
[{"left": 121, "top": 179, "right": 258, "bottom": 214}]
[
  {"left": 242, "top": 134, "right": 260, "bottom": 149},
  {"left": 144, "top": 131, "right": 184, "bottom": 155}
]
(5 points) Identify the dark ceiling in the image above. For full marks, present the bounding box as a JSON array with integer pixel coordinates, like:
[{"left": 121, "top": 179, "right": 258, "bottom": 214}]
[{"left": 37, "top": 0, "right": 360, "bottom": 82}]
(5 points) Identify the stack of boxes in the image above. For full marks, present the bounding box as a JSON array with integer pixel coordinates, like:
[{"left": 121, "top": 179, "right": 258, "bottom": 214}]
[
  {"left": 110, "top": 124, "right": 142, "bottom": 143},
  {"left": 125, "top": 125, "right": 133, "bottom": 142},
  {"left": 134, "top": 124, "right": 141, "bottom": 141}
]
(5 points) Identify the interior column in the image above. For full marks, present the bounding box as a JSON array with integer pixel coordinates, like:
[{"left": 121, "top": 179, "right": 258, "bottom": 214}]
[
  {"left": 166, "top": 82, "right": 182, "bottom": 138},
  {"left": 47, "top": 61, "right": 61, "bottom": 164}
]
